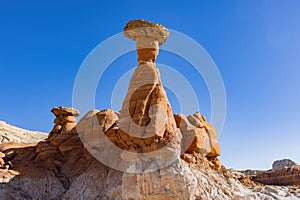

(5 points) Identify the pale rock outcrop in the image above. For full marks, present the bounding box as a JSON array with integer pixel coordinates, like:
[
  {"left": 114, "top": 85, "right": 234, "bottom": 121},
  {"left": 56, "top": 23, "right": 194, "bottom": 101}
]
[
  {"left": 0, "top": 121, "right": 46, "bottom": 144},
  {"left": 253, "top": 159, "right": 300, "bottom": 186},
  {"left": 272, "top": 159, "right": 298, "bottom": 171}
]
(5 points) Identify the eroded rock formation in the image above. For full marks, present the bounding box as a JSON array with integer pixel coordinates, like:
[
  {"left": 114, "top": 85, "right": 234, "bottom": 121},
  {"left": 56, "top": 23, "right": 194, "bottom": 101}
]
[
  {"left": 1, "top": 19, "right": 299, "bottom": 199},
  {"left": 174, "top": 112, "right": 221, "bottom": 169},
  {"left": 0, "top": 106, "right": 227, "bottom": 199},
  {"left": 272, "top": 159, "right": 298, "bottom": 171},
  {"left": 253, "top": 159, "right": 300, "bottom": 186},
  {"left": 117, "top": 19, "right": 178, "bottom": 155}
]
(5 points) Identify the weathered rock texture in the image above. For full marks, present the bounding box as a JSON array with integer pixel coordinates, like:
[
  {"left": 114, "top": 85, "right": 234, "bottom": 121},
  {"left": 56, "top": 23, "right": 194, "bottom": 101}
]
[
  {"left": 118, "top": 19, "right": 179, "bottom": 155},
  {"left": 272, "top": 159, "right": 298, "bottom": 171},
  {"left": 253, "top": 159, "right": 300, "bottom": 186},
  {"left": 174, "top": 112, "right": 221, "bottom": 170},
  {"left": 1, "top": 120, "right": 298, "bottom": 200},
  {"left": 124, "top": 19, "right": 169, "bottom": 63},
  {"left": 0, "top": 121, "right": 47, "bottom": 144},
  {"left": 49, "top": 106, "right": 80, "bottom": 136}
]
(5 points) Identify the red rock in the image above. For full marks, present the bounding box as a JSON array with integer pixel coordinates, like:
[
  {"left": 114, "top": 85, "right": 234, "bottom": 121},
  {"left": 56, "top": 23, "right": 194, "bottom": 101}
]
[
  {"left": 49, "top": 131, "right": 74, "bottom": 147},
  {"left": 62, "top": 116, "right": 77, "bottom": 123},
  {"left": 185, "top": 128, "right": 207, "bottom": 154},
  {"left": 0, "top": 20, "right": 231, "bottom": 200},
  {"left": 0, "top": 142, "right": 36, "bottom": 152},
  {"left": 62, "top": 123, "right": 77, "bottom": 132},
  {"left": 58, "top": 135, "right": 82, "bottom": 154},
  {"left": 54, "top": 117, "right": 62, "bottom": 125},
  {"left": 175, "top": 113, "right": 221, "bottom": 160},
  {"left": 118, "top": 20, "right": 178, "bottom": 153},
  {"left": 35, "top": 149, "right": 58, "bottom": 161},
  {"left": 36, "top": 141, "right": 57, "bottom": 153},
  {"left": 96, "top": 109, "right": 119, "bottom": 132},
  {"left": 105, "top": 128, "right": 118, "bottom": 144},
  {"left": 49, "top": 124, "right": 62, "bottom": 137}
]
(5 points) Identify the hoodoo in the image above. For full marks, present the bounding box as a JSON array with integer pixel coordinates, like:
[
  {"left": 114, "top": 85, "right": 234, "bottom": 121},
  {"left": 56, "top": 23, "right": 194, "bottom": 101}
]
[{"left": 1, "top": 19, "right": 294, "bottom": 199}]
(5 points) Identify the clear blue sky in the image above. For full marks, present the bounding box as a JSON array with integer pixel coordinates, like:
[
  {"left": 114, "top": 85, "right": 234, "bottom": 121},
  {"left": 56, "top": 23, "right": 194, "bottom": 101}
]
[{"left": 1, "top": 1, "right": 300, "bottom": 170}]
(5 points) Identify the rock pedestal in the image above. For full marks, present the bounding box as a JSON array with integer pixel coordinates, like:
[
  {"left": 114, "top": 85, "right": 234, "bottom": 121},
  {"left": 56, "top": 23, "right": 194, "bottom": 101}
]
[
  {"left": 118, "top": 19, "right": 178, "bottom": 153},
  {"left": 123, "top": 19, "right": 169, "bottom": 63},
  {"left": 49, "top": 106, "right": 80, "bottom": 137}
]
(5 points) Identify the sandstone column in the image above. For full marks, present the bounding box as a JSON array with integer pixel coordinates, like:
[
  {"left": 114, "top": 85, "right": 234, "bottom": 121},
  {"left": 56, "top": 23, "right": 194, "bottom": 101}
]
[{"left": 118, "top": 20, "right": 178, "bottom": 153}]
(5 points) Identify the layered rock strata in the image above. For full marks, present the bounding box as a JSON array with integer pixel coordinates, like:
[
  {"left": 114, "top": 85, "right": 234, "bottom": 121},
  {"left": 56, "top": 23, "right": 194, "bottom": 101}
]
[
  {"left": 253, "top": 159, "right": 300, "bottom": 186},
  {"left": 117, "top": 19, "right": 178, "bottom": 155}
]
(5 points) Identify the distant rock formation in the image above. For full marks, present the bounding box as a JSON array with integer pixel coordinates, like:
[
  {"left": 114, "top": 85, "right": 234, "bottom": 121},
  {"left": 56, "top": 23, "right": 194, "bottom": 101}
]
[
  {"left": 0, "top": 120, "right": 46, "bottom": 144},
  {"left": 272, "top": 159, "right": 298, "bottom": 171},
  {"left": 253, "top": 159, "right": 300, "bottom": 186}
]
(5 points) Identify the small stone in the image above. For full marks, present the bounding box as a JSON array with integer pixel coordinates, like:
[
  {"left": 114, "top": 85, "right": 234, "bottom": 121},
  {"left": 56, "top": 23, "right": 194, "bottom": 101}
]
[
  {"left": 181, "top": 153, "right": 196, "bottom": 164},
  {"left": 51, "top": 106, "right": 80, "bottom": 117},
  {"left": 7, "top": 161, "right": 13, "bottom": 169},
  {"left": 123, "top": 19, "right": 169, "bottom": 45}
]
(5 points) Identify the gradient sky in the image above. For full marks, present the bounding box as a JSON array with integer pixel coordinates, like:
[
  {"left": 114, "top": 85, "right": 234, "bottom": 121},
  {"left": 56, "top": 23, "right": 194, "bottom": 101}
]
[{"left": 1, "top": 1, "right": 300, "bottom": 170}]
